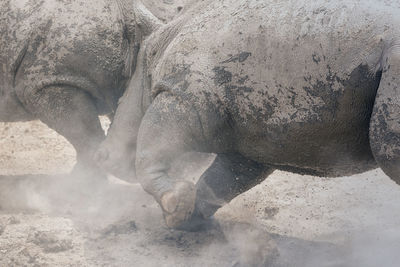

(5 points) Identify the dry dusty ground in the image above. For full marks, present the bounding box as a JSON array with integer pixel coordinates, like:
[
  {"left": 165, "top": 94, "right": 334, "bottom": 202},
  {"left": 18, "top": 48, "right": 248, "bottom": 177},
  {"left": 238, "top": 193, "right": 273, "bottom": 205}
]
[{"left": 1, "top": 119, "right": 400, "bottom": 266}]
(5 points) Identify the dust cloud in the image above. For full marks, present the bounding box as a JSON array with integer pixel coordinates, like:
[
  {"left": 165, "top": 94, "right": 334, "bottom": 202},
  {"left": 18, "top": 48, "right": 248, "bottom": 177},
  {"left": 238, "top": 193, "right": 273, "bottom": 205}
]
[{"left": 1, "top": 119, "right": 400, "bottom": 266}]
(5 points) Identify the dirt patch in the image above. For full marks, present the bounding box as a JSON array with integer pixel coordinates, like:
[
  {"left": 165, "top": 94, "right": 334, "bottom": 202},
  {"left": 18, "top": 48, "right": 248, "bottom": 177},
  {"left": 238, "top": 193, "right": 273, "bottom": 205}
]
[{"left": 1, "top": 120, "right": 400, "bottom": 266}]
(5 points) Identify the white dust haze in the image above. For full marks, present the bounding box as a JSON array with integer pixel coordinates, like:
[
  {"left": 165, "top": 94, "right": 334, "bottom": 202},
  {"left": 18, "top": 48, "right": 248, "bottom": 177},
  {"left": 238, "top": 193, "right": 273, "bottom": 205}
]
[{"left": 1, "top": 119, "right": 400, "bottom": 266}]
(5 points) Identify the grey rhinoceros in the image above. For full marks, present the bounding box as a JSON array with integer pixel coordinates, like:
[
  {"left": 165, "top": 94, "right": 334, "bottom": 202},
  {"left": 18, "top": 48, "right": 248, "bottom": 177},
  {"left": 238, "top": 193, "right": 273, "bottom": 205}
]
[
  {"left": 0, "top": 0, "right": 191, "bottom": 176},
  {"left": 97, "top": 0, "right": 400, "bottom": 229}
]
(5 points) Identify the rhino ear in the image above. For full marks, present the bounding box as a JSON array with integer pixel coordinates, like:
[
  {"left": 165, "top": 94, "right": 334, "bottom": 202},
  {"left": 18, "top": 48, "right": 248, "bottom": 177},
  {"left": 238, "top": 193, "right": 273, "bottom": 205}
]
[{"left": 133, "top": 1, "right": 163, "bottom": 37}]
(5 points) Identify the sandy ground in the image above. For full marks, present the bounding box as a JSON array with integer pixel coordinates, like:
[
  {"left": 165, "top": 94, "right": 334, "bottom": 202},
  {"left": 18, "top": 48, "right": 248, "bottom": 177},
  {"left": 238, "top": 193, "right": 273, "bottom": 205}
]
[{"left": 1, "top": 119, "right": 400, "bottom": 266}]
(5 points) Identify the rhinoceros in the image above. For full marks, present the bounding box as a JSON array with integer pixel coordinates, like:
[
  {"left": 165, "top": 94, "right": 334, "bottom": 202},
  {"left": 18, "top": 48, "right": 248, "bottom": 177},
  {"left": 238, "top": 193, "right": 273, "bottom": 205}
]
[
  {"left": 0, "top": 0, "right": 192, "bottom": 176},
  {"left": 96, "top": 0, "right": 400, "bottom": 229}
]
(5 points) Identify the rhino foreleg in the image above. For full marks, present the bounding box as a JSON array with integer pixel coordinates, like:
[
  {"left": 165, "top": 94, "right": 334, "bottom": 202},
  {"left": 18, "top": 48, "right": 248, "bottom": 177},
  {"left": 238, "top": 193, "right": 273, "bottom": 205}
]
[
  {"left": 136, "top": 92, "right": 209, "bottom": 228},
  {"left": 23, "top": 85, "right": 105, "bottom": 176},
  {"left": 195, "top": 154, "right": 273, "bottom": 218},
  {"left": 370, "top": 48, "right": 400, "bottom": 184},
  {"left": 136, "top": 92, "right": 274, "bottom": 229}
]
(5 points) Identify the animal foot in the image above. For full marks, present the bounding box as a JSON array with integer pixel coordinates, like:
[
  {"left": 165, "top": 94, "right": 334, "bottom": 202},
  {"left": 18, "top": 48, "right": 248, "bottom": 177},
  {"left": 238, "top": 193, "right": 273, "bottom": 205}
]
[{"left": 160, "top": 181, "right": 196, "bottom": 229}]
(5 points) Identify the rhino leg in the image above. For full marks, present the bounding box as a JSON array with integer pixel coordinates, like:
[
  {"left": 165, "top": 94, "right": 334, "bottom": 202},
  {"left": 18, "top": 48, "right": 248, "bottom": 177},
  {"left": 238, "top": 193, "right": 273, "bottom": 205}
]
[
  {"left": 194, "top": 154, "right": 273, "bottom": 219},
  {"left": 136, "top": 92, "right": 214, "bottom": 228},
  {"left": 136, "top": 92, "right": 272, "bottom": 229},
  {"left": 23, "top": 85, "right": 105, "bottom": 176},
  {"left": 169, "top": 154, "right": 273, "bottom": 231},
  {"left": 370, "top": 48, "right": 400, "bottom": 184}
]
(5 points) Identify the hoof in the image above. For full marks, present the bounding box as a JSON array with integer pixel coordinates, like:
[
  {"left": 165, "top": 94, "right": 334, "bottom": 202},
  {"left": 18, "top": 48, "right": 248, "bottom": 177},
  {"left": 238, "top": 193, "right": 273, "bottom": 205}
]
[{"left": 160, "top": 181, "right": 196, "bottom": 229}]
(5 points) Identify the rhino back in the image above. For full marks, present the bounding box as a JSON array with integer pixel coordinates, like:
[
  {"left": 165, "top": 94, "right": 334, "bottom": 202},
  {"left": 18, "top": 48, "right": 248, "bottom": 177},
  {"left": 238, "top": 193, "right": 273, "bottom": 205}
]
[
  {"left": 2, "top": 0, "right": 130, "bottom": 117},
  {"left": 148, "top": 0, "right": 400, "bottom": 175}
]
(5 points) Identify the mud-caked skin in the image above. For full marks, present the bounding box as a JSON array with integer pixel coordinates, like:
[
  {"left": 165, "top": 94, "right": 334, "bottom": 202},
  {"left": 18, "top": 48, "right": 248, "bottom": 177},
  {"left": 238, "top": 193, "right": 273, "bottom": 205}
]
[
  {"left": 0, "top": 0, "right": 137, "bottom": 175},
  {"left": 0, "top": 0, "right": 191, "bottom": 177},
  {"left": 98, "top": 0, "right": 400, "bottom": 229}
]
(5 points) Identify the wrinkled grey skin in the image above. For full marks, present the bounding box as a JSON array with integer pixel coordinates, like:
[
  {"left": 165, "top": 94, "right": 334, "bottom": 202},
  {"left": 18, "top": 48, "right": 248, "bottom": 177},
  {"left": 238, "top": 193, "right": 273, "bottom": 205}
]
[
  {"left": 98, "top": 0, "right": 400, "bottom": 229},
  {"left": 0, "top": 0, "right": 189, "bottom": 176},
  {"left": 141, "top": 0, "right": 195, "bottom": 23}
]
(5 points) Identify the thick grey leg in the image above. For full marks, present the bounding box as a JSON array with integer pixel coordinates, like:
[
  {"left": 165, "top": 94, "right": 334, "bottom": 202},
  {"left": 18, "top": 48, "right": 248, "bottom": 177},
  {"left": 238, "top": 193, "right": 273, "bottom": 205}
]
[
  {"left": 136, "top": 92, "right": 272, "bottom": 229},
  {"left": 370, "top": 48, "right": 400, "bottom": 184},
  {"left": 195, "top": 153, "right": 273, "bottom": 218},
  {"left": 136, "top": 92, "right": 211, "bottom": 228},
  {"left": 23, "top": 85, "right": 105, "bottom": 175}
]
